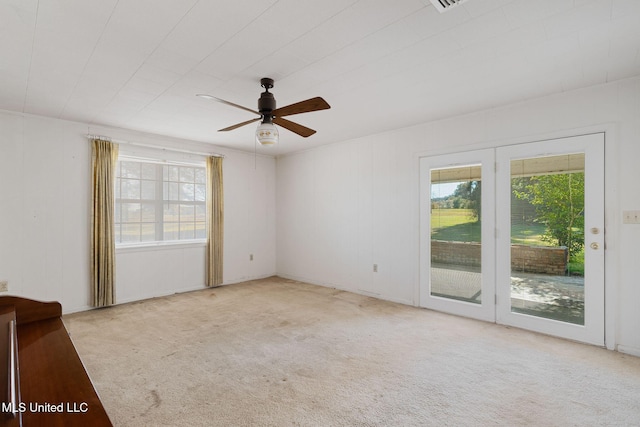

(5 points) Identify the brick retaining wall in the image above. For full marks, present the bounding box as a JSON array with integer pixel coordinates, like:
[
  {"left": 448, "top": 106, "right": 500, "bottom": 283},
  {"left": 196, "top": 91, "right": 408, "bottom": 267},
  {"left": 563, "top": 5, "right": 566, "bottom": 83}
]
[{"left": 431, "top": 240, "right": 568, "bottom": 275}]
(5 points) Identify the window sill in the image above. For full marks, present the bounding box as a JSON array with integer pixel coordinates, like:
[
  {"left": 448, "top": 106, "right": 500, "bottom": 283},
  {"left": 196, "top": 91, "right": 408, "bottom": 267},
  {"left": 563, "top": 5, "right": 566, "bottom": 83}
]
[{"left": 116, "top": 240, "right": 206, "bottom": 254}]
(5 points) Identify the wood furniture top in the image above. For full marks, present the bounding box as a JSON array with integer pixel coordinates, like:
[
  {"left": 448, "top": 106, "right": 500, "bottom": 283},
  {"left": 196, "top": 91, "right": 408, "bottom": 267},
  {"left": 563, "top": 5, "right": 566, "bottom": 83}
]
[{"left": 1, "top": 296, "right": 112, "bottom": 427}]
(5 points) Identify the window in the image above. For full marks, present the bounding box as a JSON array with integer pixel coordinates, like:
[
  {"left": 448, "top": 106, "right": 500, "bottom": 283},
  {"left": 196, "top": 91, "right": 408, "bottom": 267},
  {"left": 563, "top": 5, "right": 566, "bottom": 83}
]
[{"left": 115, "top": 158, "right": 206, "bottom": 244}]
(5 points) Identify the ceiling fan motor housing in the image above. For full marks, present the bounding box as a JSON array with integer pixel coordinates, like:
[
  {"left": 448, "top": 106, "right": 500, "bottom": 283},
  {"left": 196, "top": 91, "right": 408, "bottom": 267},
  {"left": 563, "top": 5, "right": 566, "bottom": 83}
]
[{"left": 258, "top": 91, "right": 276, "bottom": 123}]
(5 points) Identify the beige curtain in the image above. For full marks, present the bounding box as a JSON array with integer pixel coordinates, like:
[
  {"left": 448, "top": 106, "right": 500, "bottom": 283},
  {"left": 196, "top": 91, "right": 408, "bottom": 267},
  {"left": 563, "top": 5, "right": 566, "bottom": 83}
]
[
  {"left": 206, "top": 156, "right": 224, "bottom": 287},
  {"left": 91, "top": 139, "right": 119, "bottom": 307}
]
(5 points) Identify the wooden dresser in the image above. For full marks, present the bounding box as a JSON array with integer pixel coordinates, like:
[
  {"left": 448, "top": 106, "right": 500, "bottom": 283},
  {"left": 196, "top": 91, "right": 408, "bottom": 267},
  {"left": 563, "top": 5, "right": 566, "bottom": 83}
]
[{"left": 1, "top": 296, "right": 112, "bottom": 427}]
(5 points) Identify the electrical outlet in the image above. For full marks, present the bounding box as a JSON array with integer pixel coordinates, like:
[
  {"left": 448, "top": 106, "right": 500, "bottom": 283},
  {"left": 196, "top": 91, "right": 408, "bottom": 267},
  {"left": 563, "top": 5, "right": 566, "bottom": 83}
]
[
  {"left": 250, "top": 254, "right": 254, "bottom": 261},
  {"left": 0, "top": 281, "right": 8, "bottom": 292},
  {"left": 373, "top": 264, "right": 378, "bottom": 273}
]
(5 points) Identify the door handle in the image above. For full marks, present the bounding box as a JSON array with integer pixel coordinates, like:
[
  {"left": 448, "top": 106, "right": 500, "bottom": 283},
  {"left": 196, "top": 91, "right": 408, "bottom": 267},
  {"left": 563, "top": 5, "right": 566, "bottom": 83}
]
[{"left": 590, "top": 242, "right": 599, "bottom": 250}]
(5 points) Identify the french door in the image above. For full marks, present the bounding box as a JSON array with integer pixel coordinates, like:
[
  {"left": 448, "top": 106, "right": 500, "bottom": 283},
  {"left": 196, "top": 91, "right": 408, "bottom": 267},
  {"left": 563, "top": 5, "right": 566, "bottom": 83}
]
[
  {"left": 419, "top": 149, "right": 496, "bottom": 322},
  {"left": 495, "top": 134, "right": 604, "bottom": 345},
  {"left": 420, "top": 133, "right": 605, "bottom": 345}
]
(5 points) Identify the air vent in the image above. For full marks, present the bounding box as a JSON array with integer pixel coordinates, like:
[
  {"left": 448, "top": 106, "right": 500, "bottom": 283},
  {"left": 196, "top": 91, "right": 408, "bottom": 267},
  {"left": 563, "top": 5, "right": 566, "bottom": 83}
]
[{"left": 429, "top": 0, "right": 470, "bottom": 13}]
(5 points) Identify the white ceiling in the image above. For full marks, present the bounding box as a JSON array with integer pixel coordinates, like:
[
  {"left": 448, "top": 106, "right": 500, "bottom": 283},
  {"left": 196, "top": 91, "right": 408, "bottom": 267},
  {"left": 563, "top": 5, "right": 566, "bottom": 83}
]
[{"left": 2, "top": 0, "right": 639, "bottom": 156}]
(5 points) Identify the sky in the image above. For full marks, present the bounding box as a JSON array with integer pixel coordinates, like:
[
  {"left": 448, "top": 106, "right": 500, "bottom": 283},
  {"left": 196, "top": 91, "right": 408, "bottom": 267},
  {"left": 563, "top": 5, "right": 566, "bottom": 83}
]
[{"left": 431, "top": 182, "right": 460, "bottom": 198}]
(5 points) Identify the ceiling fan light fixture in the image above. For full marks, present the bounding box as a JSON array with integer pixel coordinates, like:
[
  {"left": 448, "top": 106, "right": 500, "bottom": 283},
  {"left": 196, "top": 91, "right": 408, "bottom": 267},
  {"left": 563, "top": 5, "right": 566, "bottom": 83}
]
[{"left": 255, "top": 122, "right": 279, "bottom": 146}]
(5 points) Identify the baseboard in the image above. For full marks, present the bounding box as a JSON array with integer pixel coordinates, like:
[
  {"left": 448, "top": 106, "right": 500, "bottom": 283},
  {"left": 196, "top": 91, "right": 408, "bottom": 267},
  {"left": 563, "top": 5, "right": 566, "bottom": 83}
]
[
  {"left": 617, "top": 345, "right": 640, "bottom": 358},
  {"left": 63, "top": 304, "right": 94, "bottom": 315},
  {"left": 61, "top": 273, "right": 279, "bottom": 315},
  {"left": 114, "top": 284, "right": 208, "bottom": 306},
  {"left": 222, "top": 273, "right": 277, "bottom": 286},
  {"left": 276, "top": 273, "right": 414, "bottom": 307},
  {"left": 110, "top": 273, "right": 277, "bottom": 307}
]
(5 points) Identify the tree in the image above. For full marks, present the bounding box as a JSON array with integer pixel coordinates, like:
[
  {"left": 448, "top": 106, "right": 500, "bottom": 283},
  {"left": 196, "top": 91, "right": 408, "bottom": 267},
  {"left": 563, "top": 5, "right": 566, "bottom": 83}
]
[
  {"left": 513, "top": 173, "right": 584, "bottom": 258},
  {"left": 453, "top": 180, "right": 481, "bottom": 220}
]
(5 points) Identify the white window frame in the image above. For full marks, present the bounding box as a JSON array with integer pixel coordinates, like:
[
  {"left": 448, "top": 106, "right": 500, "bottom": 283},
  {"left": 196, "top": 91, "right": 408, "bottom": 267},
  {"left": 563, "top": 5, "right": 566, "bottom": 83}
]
[{"left": 115, "top": 155, "right": 207, "bottom": 248}]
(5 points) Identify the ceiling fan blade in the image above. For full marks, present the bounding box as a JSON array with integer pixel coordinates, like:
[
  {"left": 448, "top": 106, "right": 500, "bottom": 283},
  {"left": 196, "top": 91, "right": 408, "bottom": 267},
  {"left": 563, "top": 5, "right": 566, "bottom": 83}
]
[
  {"left": 273, "top": 117, "right": 316, "bottom": 138},
  {"left": 219, "top": 118, "right": 261, "bottom": 132},
  {"left": 197, "top": 94, "right": 259, "bottom": 115},
  {"left": 272, "top": 97, "right": 330, "bottom": 118}
]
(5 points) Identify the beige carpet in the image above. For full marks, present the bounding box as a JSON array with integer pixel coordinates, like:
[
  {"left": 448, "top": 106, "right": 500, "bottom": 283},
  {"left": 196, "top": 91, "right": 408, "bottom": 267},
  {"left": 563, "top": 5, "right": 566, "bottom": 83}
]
[{"left": 63, "top": 276, "right": 640, "bottom": 426}]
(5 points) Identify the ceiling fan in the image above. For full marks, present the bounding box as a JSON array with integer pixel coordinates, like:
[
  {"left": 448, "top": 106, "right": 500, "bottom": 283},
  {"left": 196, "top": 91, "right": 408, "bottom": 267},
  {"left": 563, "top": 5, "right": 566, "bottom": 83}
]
[{"left": 197, "top": 78, "right": 330, "bottom": 145}]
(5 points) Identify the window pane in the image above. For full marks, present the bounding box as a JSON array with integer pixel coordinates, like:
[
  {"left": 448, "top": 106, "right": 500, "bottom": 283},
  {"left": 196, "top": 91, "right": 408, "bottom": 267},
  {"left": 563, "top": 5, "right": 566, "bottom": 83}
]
[
  {"left": 114, "top": 201, "right": 121, "bottom": 223},
  {"left": 141, "top": 180, "right": 155, "bottom": 200},
  {"left": 121, "top": 203, "right": 141, "bottom": 223},
  {"left": 114, "top": 224, "right": 121, "bottom": 243},
  {"left": 168, "top": 166, "right": 179, "bottom": 182},
  {"left": 195, "top": 222, "right": 206, "bottom": 239},
  {"left": 180, "top": 222, "right": 195, "bottom": 240},
  {"left": 180, "top": 204, "right": 195, "bottom": 220},
  {"left": 114, "top": 180, "right": 120, "bottom": 199},
  {"left": 195, "top": 168, "right": 205, "bottom": 184},
  {"left": 195, "top": 204, "right": 206, "bottom": 222},
  {"left": 121, "top": 224, "right": 140, "bottom": 243},
  {"left": 168, "top": 182, "right": 179, "bottom": 201},
  {"left": 180, "top": 183, "right": 195, "bottom": 201},
  {"left": 121, "top": 179, "right": 140, "bottom": 199},
  {"left": 141, "top": 203, "right": 155, "bottom": 222},
  {"left": 195, "top": 184, "right": 206, "bottom": 202},
  {"left": 164, "top": 203, "right": 179, "bottom": 222},
  {"left": 121, "top": 161, "right": 140, "bottom": 178},
  {"left": 141, "top": 223, "right": 155, "bottom": 242},
  {"left": 141, "top": 163, "right": 156, "bottom": 180},
  {"left": 180, "top": 167, "right": 194, "bottom": 182},
  {"left": 164, "top": 223, "right": 179, "bottom": 241}
]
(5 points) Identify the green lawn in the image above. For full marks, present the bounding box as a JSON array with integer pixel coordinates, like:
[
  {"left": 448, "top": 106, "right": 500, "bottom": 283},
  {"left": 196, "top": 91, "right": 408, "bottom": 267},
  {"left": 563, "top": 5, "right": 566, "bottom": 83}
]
[
  {"left": 510, "top": 223, "right": 549, "bottom": 245},
  {"left": 430, "top": 208, "right": 584, "bottom": 276},
  {"left": 430, "top": 208, "right": 547, "bottom": 245}
]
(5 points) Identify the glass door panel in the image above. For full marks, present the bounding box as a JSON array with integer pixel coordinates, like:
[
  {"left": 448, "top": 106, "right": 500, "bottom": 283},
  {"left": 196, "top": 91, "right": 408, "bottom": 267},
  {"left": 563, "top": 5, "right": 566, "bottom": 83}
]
[
  {"left": 430, "top": 166, "right": 483, "bottom": 304},
  {"left": 509, "top": 154, "right": 585, "bottom": 325}
]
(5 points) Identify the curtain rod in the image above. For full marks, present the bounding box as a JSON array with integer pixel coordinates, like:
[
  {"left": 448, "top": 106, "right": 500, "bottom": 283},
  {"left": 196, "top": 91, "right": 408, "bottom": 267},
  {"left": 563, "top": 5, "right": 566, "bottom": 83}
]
[{"left": 86, "top": 134, "right": 224, "bottom": 158}]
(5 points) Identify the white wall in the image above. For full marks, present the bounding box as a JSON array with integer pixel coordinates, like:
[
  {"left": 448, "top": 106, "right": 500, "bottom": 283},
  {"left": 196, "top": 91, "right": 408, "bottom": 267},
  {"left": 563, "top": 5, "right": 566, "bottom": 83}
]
[
  {"left": 3, "top": 76, "right": 639, "bottom": 354},
  {"left": 0, "top": 112, "right": 276, "bottom": 313},
  {"left": 276, "top": 76, "right": 640, "bottom": 356},
  {"left": 276, "top": 138, "right": 415, "bottom": 305}
]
